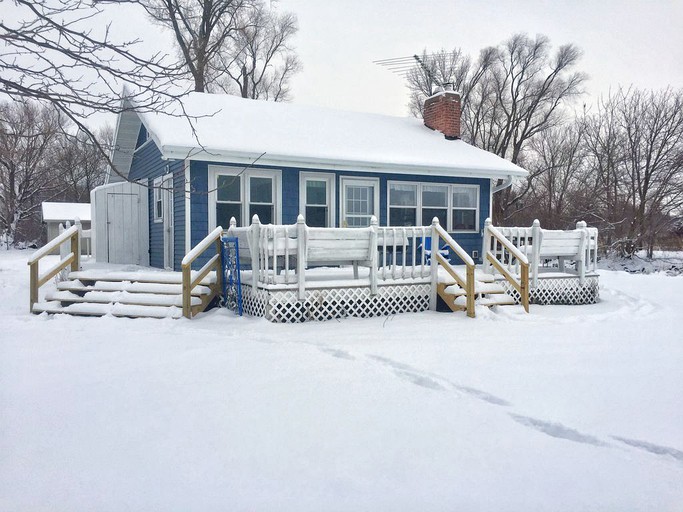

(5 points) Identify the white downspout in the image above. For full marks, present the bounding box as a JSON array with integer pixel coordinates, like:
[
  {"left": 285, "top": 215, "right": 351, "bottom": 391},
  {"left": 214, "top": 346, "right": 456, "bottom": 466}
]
[{"left": 492, "top": 175, "right": 515, "bottom": 194}]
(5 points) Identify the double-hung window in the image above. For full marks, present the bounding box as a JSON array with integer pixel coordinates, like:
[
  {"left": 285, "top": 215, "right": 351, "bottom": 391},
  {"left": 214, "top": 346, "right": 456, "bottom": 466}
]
[
  {"left": 300, "top": 173, "right": 335, "bottom": 227},
  {"left": 387, "top": 181, "right": 480, "bottom": 231},
  {"left": 341, "top": 177, "right": 379, "bottom": 228},
  {"left": 210, "top": 166, "right": 280, "bottom": 228},
  {"left": 153, "top": 176, "right": 163, "bottom": 222},
  {"left": 388, "top": 183, "right": 417, "bottom": 226},
  {"left": 452, "top": 186, "right": 478, "bottom": 231}
]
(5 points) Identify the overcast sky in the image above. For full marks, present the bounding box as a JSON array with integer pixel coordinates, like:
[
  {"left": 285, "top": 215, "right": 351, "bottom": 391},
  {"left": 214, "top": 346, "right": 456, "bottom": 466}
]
[{"left": 104, "top": 0, "right": 683, "bottom": 119}]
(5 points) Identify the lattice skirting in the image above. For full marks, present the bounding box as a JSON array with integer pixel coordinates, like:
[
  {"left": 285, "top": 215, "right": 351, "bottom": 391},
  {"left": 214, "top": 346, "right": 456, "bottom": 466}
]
[
  {"left": 241, "top": 283, "right": 431, "bottom": 323},
  {"left": 498, "top": 275, "right": 599, "bottom": 305}
]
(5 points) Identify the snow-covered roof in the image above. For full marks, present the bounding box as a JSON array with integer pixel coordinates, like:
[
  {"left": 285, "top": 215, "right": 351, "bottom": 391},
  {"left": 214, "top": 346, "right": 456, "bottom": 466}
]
[
  {"left": 41, "top": 202, "right": 91, "bottom": 222},
  {"left": 137, "top": 93, "right": 527, "bottom": 180}
]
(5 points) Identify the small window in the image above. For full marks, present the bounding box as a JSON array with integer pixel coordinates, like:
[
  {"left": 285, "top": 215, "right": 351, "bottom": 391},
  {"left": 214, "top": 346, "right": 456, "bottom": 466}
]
[
  {"left": 153, "top": 177, "right": 163, "bottom": 222},
  {"left": 422, "top": 185, "right": 448, "bottom": 228},
  {"left": 249, "top": 176, "right": 274, "bottom": 224},
  {"left": 305, "top": 179, "right": 328, "bottom": 227},
  {"left": 216, "top": 175, "right": 242, "bottom": 226},
  {"left": 388, "top": 183, "right": 417, "bottom": 226},
  {"left": 452, "top": 186, "right": 478, "bottom": 231}
]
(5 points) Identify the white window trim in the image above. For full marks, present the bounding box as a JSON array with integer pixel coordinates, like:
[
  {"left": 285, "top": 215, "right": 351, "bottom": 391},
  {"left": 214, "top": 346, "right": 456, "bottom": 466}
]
[
  {"left": 386, "top": 180, "right": 480, "bottom": 232},
  {"left": 153, "top": 176, "right": 163, "bottom": 223},
  {"left": 340, "top": 176, "right": 380, "bottom": 228},
  {"left": 208, "top": 165, "right": 282, "bottom": 228},
  {"left": 451, "top": 184, "right": 480, "bottom": 233},
  {"left": 299, "top": 172, "right": 336, "bottom": 227}
]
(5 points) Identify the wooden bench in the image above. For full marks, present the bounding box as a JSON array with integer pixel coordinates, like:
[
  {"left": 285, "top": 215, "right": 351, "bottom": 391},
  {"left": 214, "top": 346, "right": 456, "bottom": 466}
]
[{"left": 529, "top": 226, "right": 589, "bottom": 286}]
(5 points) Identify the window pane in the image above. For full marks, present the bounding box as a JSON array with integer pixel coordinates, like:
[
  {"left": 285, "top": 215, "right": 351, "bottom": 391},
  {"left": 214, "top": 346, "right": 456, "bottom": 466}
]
[
  {"left": 390, "top": 207, "right": 416, "bottom": 226},
  {"left": 250, "top": 204, "right": 273, "bottom": 225},
  {"left": 422, "top": 208, "right": 447, "bottom": 227},
  {"left": 452, "top": 209, "right": 476, "bottom": 230},
  {"left": 217, "top": 175, "right": 241, "bottom": 202},
  {"left": 250, "top": 177, "right": 272, "bottom": 203},
  {"left": 389, "top": 183, "right": 417, "bottom": 206},
  {"left": 306, "top": 180, "right": 327, "bottom": 206},
  {"left": 452, "top": 187, "right": 477, "bottom": 208},
  {"left": 217, "top": 203, "right": 241, "bottom": 227},
  {"left": 306, "top": 206, "right": 328, "bottom": 227},
  {"left": 422, "top": 185, "right": 447, "bottom": 207}
]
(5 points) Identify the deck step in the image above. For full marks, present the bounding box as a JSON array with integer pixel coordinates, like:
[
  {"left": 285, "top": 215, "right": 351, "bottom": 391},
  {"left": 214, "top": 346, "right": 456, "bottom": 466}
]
[
  {"left": 68, "top": 270, "right": 217, "bottom": 286},
  {"left": 57, "top": 279, "right": 212, "bottom": 296},
  {"left": 32, "top": 301, "right": 183, "bottom": 319},
  {"left": 443, "top": 282, "right": 507, "bottom": 296},
  {"left": 45, "top": 290, "right": 202, "bottom": 308},
  {"left": 453, "top": 294, "right": 518, "bottom": 308}
]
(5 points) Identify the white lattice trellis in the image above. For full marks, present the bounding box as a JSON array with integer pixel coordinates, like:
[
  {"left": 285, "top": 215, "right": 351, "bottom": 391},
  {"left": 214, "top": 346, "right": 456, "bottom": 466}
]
[
  {"left": 498, "top": 275, "right": 599, "bottom": 305},
  {"left": 241, "top": 283, "right": 431, "bottom": 323}
]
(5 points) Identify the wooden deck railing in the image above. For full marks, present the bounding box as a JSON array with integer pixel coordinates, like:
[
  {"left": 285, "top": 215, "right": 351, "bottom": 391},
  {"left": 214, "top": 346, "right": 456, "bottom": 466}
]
[
  {"left": 181, "top": 226, "right": 224, "bottom": 319},
  {"left": 430, "top": 218, "right": 476, "bottom": 318},
  {"left": 483, "top": 219, "right": 530, "bottom": 312},
  {"left": 27, "top": 224, "right": 80, "bottom": 312}
]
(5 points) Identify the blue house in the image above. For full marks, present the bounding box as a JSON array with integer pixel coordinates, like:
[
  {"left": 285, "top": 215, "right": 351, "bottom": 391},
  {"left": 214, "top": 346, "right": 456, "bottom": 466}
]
[{"left": 99, "top": 89, "right": 526, "bottom": 271}]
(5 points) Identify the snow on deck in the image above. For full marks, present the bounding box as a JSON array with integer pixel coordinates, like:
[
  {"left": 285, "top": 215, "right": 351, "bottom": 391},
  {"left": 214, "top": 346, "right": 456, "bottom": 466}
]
[{"left": 1, "top": 249, "right": 682, "bottom": 510}]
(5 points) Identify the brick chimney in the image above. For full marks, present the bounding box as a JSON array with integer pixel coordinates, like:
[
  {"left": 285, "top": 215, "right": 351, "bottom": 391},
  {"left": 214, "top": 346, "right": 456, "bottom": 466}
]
[{"left": 423, "top": 84, "right": 461, "bottom": 140}]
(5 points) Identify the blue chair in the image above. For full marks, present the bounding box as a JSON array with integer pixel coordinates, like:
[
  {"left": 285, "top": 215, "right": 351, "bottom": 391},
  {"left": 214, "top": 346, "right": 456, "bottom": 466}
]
[{"left": 420, "top": 237, "right": 451, "bottom": 264}]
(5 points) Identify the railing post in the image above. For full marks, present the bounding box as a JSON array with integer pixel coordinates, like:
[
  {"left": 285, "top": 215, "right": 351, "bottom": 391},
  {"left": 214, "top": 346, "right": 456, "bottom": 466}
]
[
  {"left": 182, "top": 263, "right": 192, "bottom": 318},
  {"left": 576, "top": 220, "right": 588, "bottom": 285},
  {"left": 215, "top": 236, "right": 223, "bottom": 296},
  {"left": 29, "top": 262, "right": 38, "bottom": 312},
  {"left": 251, "top": 215, "right": 261, "bottom": 291},
  {"left": 369, "top": 216, "right": 378, "bottom": 295},
  {"left": 531, "top": 219, "right": 541, "bottom": 288},
  {"left": 429, "top": 217, "right": 439, "bottom": 311},
  {"left": 482, "top": 218, "right": 492, "bottom": 275},
  {"left": 72, "top": 217, "right": 81, "bottom": 271},
  {"left": 466, "top": 263, "right": 475, "bottom": 318},
  {"left": 296, "top": 214, "right": 306, "bottom": 301},
  {"left": 521, "top": 263, "right": 530, "bottom": 313}
]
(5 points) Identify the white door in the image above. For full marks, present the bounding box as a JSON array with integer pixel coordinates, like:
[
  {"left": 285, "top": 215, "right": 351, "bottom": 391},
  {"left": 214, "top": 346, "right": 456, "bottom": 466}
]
[
  {"left": 340, "top": 177, "right": 379, "bottom": 227},
  {"left": 162, "top": 174, "right": 174, "bottom": 269},
  {"left": 106, "top": 192, "right": 140, "bottom": 264}
]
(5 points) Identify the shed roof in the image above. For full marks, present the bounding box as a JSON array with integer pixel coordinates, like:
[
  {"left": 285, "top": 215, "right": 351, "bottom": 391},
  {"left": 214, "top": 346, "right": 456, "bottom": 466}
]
[
  {"left": 133, "top": 93, "right": 527, "bottom": 180},
  {"left": 41, "top": 202, "right": 91, "bottom": 222}
]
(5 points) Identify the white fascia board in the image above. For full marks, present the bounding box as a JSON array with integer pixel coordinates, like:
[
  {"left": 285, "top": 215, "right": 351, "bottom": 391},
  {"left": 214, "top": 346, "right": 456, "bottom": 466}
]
[{"left": 160, "top": 146, "right": 528, "bottom": 181}]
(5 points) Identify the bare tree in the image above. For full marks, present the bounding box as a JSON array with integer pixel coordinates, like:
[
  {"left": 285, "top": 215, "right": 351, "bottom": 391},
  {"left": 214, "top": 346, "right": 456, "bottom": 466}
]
[
  {"left": 53, "top": 126, "right": 114, "bottom": 203},
  {"left": 0, "top": 100, "right": 63, "bottom": 244},
  {"left": 406, "top": 47, "right": 496, "bottom": 117},
  {"left": 1, "top": 0, "right": 186, "bottom": 183},
  {"left": 213, "top": 1, "right": 300, "bottom": 101},
  {"left": 138, "top": 0, "right": 252, "bottom": 93}
]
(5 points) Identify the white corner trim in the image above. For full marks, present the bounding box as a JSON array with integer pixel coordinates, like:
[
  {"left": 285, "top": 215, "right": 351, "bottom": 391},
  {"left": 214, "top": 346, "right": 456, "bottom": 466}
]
[{"left": 184, "top": 159, "right": 191, "bottom": 253}]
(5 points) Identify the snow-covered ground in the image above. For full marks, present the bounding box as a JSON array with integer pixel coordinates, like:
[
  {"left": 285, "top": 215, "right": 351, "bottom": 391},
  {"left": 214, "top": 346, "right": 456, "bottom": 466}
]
[{"left": 1, "top": 250, "right": 682, "bottom": 511}]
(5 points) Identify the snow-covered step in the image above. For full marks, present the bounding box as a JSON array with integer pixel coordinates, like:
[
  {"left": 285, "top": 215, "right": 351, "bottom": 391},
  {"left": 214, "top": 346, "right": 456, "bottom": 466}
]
[
  {"left": 454, "top": 294, "right": 518, "bottom": 308},
  {"left": 443, "top": 282, "right": 508, "bottom": 296},
  {"left": 57, "top": 279, "right": 212, "bottom": 296},
  {"left": 68, "top": 270, "right": 217, "bottom": 286},
  {"left": 32, "top": 301, "right": 183, "bottom": 319},
  {"left": 45, "top": 290, "right": 202, "bottom": 308},
  {"left": 437, "top": 266, "right": 496, "bottom": 285}
]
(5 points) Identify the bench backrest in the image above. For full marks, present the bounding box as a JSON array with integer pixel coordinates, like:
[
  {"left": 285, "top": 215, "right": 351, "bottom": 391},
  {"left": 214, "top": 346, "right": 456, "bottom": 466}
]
[
  {"left": 306, "top": 227, "right": 374, "bottom": 262},
  {"left": 538, "top": 230, "right": 586, "bottom": 258}
]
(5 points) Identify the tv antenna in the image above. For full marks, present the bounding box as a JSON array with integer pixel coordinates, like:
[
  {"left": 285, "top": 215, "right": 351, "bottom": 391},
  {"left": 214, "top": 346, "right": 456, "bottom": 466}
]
[{"left": 373, "top": 53, "right": 449, "bottom": 87}]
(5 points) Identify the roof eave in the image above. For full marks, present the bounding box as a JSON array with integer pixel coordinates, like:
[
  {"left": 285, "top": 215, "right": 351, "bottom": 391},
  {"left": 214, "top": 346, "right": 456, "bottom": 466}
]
[{"left": 159, "top": 145, "right": 528, "bottom": 180}]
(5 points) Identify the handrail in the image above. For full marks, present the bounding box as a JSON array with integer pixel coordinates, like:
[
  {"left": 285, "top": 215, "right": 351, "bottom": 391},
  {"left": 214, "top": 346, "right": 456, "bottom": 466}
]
[
  {"left": 28, "top": 224, "right": 80, "bottom": 312},
  {"left": 181, "top": 226, "right": 224, "bottom": 318},
  {"left": 483, "top": 218, "right": 529, "bottom": 312},
  {"left": 431, "top": 219, "right": 476, "bottom": 318}
]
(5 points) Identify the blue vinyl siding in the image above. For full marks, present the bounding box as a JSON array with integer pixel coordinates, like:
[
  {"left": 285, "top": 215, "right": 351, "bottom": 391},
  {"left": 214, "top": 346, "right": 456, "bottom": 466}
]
[{"left": 128, "top": 137, "right": 185, "bottom": 270}]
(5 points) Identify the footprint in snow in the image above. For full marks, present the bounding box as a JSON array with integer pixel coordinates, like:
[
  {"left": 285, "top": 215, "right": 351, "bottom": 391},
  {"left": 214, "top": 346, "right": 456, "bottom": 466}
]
[
  {"left": 612, "top": 436, "right": 683, "bottom": 464},
  {"left": 318, "top": 347, "right": 356, "bottom": 360},
  {"left": 367, "top": 354, "right": 510, "bottom": 406},
  {"left": 509, "top": 413, "right": 608, "bottom": 447}
]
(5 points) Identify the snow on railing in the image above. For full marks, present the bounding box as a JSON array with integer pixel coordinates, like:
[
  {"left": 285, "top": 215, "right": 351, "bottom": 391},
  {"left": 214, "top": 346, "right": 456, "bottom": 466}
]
[
  {"left": 27, "top": 224, "right": 80, "bottom": 311},
  {"left": 227, "top": 215, "right": 456, "bottom": 301},
  {"left": 487, "top": 219, "right": 598, "bottom": 288},
  {"left": 181, "top": 226, "right": 223, "bottom": 318}
]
